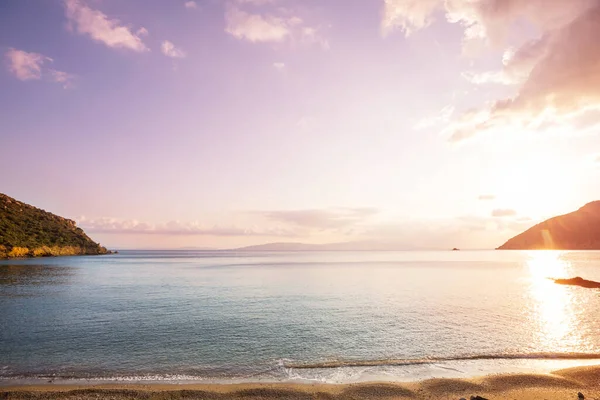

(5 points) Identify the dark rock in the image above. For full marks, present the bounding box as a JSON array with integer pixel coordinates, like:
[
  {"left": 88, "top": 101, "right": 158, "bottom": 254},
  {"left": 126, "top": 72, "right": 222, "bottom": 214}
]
[
  {"left": 553, "top": 277, "right": 600, "bottom": 289},
  {"left": 578, "top": 392, "right": 585, "bottom": 399}
]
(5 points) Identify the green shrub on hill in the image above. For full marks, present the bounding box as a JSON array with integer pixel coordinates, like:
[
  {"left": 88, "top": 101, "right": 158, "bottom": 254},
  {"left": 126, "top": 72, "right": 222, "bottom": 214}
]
[{"left": 0, "top": 193, "right": 108, "bottom": 259}]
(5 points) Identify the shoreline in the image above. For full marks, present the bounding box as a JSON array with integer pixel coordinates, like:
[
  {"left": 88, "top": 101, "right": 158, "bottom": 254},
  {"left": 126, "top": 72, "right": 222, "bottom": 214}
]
[{"left": 2, "top": 365, "right": 599, "bottom": 399}]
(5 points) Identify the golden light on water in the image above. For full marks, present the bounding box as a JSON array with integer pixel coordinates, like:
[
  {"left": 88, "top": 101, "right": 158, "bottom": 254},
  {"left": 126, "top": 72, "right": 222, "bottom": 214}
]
[{"left": 526, "top": 251, "right": 586, "bottom": 351}]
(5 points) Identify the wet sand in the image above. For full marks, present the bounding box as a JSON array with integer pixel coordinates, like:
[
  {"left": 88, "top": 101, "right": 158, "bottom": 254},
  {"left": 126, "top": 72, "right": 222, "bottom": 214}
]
[{"left": 2, "top": 365, "right": 599, "bottom": 399}]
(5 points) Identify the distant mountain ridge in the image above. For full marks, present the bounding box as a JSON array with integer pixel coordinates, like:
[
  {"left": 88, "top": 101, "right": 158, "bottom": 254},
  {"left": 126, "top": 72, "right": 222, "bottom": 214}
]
[
  {"left": 498, "top": 201, "right": 600, "bottom": 250},
  {"left": 233, "top": 241, "right": 434, "bottom": 251},
  {"left": 0, "top": 193, "right": 108, "bottom": 258}
]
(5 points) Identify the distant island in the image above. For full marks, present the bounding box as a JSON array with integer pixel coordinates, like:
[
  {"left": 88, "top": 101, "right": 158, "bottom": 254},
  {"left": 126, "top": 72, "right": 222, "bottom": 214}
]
[
  {"left": 498, "top": 201, "right": 600, "bottom": 250},
  {"left": 0, "top": 193, "right": 109, "bottom": 259}
]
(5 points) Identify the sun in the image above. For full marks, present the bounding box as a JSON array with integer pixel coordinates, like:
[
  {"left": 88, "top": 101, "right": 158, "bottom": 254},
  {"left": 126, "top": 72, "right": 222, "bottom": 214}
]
[{"left": 492, "top": 153, "right": 576, "bottom": 218}]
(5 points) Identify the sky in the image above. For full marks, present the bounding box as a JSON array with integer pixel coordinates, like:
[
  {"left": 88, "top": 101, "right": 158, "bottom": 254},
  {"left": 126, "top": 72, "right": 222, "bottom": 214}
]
[{"left": 1, "top": 0, "right": 600, "bottom": 250}]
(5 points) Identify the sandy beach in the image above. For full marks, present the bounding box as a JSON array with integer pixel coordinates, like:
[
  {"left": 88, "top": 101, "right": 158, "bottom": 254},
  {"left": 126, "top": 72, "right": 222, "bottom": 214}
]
[{"left": 2, "top": 365, "right": 599, "bottom": 400}]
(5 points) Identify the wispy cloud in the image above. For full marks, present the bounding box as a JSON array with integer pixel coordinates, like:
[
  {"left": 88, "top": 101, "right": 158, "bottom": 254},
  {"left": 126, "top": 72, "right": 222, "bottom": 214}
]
[
  {"left": 161, "top": 40, "right": 186, "bottom": 58},
  {"left": 478, "top": 195, "right": 495, "bottom": 201},
  {"left": 77, "top": 216, "right": 298, "bottom": 237},
  {"left": 258, "top": 208, "right": 379, "bottom": 230},
  {"left": 48, "top": 69, "right": 76, "bottom": 88},
  {"left": 5, "top": 48, "right": 74, "bottom": 87},
  {"left": 492, "top": 209, "right": 517, "bottom": 218},
  {"left": 64, "top": 0, "right": 148, "bottom": 52},
  {"left": 184, "top": 1, "right": 197, "bottom": 9},
  {"left": 273, "top": 62, "right": 285, "bottom": 69}
]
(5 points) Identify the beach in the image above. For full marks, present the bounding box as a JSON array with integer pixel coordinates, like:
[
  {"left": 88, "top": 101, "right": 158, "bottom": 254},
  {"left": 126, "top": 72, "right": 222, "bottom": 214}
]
[{"left": 2, "top": 365, "right": 599, "bottom": 400}]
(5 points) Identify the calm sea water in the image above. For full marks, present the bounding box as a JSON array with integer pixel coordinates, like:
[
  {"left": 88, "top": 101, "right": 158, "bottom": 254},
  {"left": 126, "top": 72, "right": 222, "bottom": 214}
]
[{"left": 1, "top": 250, "right": 600, "bottom": 384}]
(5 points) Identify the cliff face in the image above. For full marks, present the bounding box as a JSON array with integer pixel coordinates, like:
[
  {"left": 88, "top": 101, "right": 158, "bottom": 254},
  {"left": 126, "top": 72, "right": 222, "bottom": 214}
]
[
  {"left": 498, "top": 201, "right": 600, "bottom": 250},
  {"left": 0, "top": 193, "right": 108, "bottom": 258}
]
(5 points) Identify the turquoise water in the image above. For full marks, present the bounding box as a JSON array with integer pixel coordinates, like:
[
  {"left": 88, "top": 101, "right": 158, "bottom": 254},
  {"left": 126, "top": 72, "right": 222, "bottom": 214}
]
[{"left": 1, "top": 250, "right": 600, "bottom": 384}]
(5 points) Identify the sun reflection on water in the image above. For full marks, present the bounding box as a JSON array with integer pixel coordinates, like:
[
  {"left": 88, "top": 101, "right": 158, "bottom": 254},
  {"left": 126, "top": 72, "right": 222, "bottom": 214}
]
[{"left": 526, "top": 251, "right": 587, "bottom": 352}]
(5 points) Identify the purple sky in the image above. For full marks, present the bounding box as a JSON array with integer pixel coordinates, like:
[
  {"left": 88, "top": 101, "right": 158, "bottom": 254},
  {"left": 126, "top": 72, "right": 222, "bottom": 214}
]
[{"left": 2, "top": 0, "right": 600, "bottom": 249}]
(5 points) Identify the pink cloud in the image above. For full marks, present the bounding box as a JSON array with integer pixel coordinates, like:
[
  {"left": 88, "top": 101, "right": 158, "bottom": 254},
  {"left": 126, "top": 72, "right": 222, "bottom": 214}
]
[
  {"left": 48, "top": 69, "right": 76, "bottom": 88},
  {"left": 64, "top": 0, "right": 148, "bottom": 52},
  {"left": 225, "top": 5, "right": 291, "bottom": 42},
  {"left": 5, "top": 48, "right": 75, "bottom": 87},
  {"left": 4, "top": 48, "right": 50, "bottom": 80},
  {"left": 224, "top": 4, "right": 327, "bottom": 48},
  {"left": 447, "top": 5, "right": 600, "bottom": 141},
  {"left": 383, "top": 0, "right": 600, "bottom": 142}
]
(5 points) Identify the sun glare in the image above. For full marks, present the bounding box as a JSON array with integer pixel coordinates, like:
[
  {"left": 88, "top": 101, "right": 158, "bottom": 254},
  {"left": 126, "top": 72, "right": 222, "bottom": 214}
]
[
  {"left": 526, "top": 251, "right": 585, "bottom": 350},
  {"left": 493, "top": 156, "right": 575, "bottom": 218}
]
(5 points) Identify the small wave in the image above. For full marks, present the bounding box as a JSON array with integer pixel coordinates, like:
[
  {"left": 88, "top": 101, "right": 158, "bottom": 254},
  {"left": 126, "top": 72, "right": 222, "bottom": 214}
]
[
  {"left": 285, "top": 352, "right": 600, "bottom": 369},
  {"left": 0, "top": 371, "right": 209, "bottom": 382}
]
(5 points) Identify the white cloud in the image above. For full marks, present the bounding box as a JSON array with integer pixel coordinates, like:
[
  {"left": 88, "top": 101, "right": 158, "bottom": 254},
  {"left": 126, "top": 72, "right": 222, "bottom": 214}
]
[
  {"left": 5, "top": 48, "right": 74, "bottom": 87},
  {"left": 161, "top": 40, "right": 186, "bottom": 58},
  {"left": 446, "top": 4, "right": 600, "bottom": 142},
  {"left": 136, "top": 27, "right": 149, "bottom": 37},
  {"left": 478, "top": 195, "right": 496, "bottom": 201},
  {"left": 384, "top": 0, "right": 600, "bottom": 142},
  {"left": 384, "top": 0, "right": 594, "bottom": 46},
  {"left": 184, "top": 1, "right": 197, "bottom": 9},
  {"left": 273, "top": 62, "right": 285, "bottom": 69},
  {"left": 381, "top": 0, "right": 440, "bottom": 36},
  {"left": 4, "top": 48, "right": 49, "bottom": 80},
  {"left": 64, "top": 0, "right": 148, "bottom": 52}
]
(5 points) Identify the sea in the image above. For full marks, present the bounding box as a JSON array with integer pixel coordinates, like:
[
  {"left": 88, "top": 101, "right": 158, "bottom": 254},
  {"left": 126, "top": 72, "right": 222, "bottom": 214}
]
[{"left": 1, "top": 250, "right": 600, "bottom": 385}]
